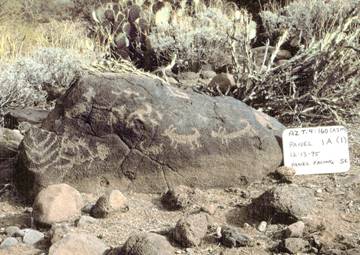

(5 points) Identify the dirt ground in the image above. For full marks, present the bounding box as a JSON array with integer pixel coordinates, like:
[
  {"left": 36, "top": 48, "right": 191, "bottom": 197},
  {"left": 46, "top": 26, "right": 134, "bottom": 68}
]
[{"left": 0, "top": 124, "right": 359, "bottom": 254}]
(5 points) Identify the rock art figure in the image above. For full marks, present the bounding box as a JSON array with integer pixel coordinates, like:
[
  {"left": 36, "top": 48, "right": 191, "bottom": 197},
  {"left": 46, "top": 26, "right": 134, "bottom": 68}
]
[
  {"left": 162, "top": 125, "right": 201, "bottom": 150},
  {"left": 126, "top": 104, "right": 161, "bottom": 128},
  {"left": 211, "top": 121, "right": 255, "bottom": 146}
]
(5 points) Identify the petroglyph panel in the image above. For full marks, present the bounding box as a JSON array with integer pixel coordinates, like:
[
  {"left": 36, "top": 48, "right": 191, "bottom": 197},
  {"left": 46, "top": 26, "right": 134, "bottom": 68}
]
[
  {"left": 18, "top": 73, "right": 284, "bottom": 198},
  {"left": 162, "top": 125, "right": 202, "bottom": 150}
]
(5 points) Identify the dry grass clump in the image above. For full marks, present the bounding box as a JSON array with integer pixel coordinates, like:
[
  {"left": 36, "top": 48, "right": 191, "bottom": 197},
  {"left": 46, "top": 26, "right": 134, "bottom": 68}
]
[
  {"left": 0, "top": 1, "right": 103, "bottom": 124},
  {"left": 260, "top": 0, "right": 359, "bottom": 47},
  {"left": 0, "top": 20, "right": 97, "bottom": 64}
]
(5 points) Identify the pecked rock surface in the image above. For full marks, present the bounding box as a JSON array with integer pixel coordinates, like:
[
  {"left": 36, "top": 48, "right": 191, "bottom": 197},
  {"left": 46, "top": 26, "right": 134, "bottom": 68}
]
[{"left": 15, "top": 73, "right": 284, "bottom": 199}]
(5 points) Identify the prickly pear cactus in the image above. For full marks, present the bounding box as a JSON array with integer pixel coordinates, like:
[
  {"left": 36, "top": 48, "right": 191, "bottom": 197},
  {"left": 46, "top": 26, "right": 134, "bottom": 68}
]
[{"left": 91, "top": 1, "right": 155, "bottom": 70}]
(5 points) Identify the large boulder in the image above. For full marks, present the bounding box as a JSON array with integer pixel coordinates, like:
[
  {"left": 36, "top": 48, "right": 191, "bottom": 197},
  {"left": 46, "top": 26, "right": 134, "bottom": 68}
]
[
  {"left": 48, "top": 233, "right": 108, "bottom": 255},
  {"left": 4, "top": 107, "right": 49, "bottom": 130},
  {"left": 120, "top": 232, "right": 174, "bottom": 255},
  {"left": 0, "top": 128, "right": 23, "bottom": 184},
  {"left": 33, "top": 183, "right": 83, "bottom": 225},
  {"left": 15, "top": 73, "right": 284, "bottom": 199},
  {"left": 0, "top": 128, "right": 23, "bottom": 159}
]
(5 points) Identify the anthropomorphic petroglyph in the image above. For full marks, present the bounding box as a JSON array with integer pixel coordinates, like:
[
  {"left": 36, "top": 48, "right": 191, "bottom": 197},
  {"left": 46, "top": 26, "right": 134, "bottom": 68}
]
[
  {"left": 162, "top": 125, "right": 201, "bottom": 150},
  {"left": 126, "top": 103, "right": 162, "bottom": 128},
  {"left": 83, "top": 86, "right": 96, "bottom": 102},
  {"left": 108, "top": 106, "right": 127, "bottom": 128},
  {"left": 211, "top": 121, "right": 256, "bottom": 145},
  {"left": 65, "top": 103, "right": 88, "bottom": 118}
]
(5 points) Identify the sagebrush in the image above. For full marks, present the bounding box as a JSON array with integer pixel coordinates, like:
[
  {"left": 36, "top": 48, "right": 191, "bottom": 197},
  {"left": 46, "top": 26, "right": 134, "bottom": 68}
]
[{"left": 0, "top": 48, "right": 87, "bottom": 124}]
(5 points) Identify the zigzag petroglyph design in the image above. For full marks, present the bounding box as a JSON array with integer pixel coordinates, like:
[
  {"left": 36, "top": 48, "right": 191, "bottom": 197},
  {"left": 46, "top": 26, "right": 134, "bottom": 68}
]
[
  {"left": 162, "top": 124, "right": 201, "bottom": 150},
  {"left": 22, "top": 127, "right": 110, "bottom": 174},
  {"left": 211, "top": 120, "right": 256, "bottom": 145},
  {"left": 139, "top": 141, "right": 164, "bottom": 155}
]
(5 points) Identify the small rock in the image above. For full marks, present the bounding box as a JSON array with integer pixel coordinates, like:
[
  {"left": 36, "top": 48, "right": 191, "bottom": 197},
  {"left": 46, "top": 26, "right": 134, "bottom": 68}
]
[
  {"left": 276, "top": 49, "right": 292, "bottom": 60},
  {"left": 49, "top": 233, "right": 108, "bottom": 255},
  {"left": 22, "top": 229, "right": 45, "bottom": 245},
  {"left": 33, "top": 183, "right": 83, "bottom": 225},
  {"left": 90, "top": 190, "right": 128, "bottom": 218},
  {"left": 14, "top": 229, "right": 25, "bottom": 237},
  {"left": 200, "top": 70, "right": 216, "bottom": 80},
  {"left": 177, "top": 72, "right": 200, "bottom": 81},
  {"left": 0, "top": 243, "right": 42, "bottom": 254},
  {"left": 161, "top": 185, "right": 202, "bottom": 211},
  {"left": 347, "top": 248, "right": 360, "bottom": 255},
  {"left": 121, "top": 232, "right": 174, "bottom": 255},
  {"left": 285, "top": 221, "right": 305, "bottom": 238},
  {"left": 49, "top": 223, "right": 71, "bottom": 244},
  {"left": 0, "top": 128, "right": 23, "bottom": 159},
  {"left": 275, "top": 166, "right": 296, "bottom": 183},
  {"left": 283, "top": 238, "right": 310, "bottom": 254},
  {"left": 257, "top": 221, "right": 267, "bottom": 232},
  {"left": 249, "top": 185, "right": 316, "bottom": 223},
  {"left": 81, "top": 203, "right": 94, "bottom": 214},
  {"left": 76, "top": 215, "right": 97, "bottom": 227},
  {"left": 208, "top": 73, "right": 236, "bottom": 94},
  {"left": 243, "top": 223, "right": 251, "bottom": 229},
  {"left": 174, "top": 213, "right": 208, "bottom": 247},
  {"left": 0, "top": 237, "right": 18, "bottom": 248},
  {"left": 185, "top": 247, "right": 194, "bottom": 254},
  {"left": 4, "top": 108, "right": 49, "bottom": 130},
  {"left": 5, "top": 226, "right": 20, "bottom": 237},
  {"left": 24, "top": 207, "right": 33, "bottom": 214},
  {"left": 220, "top": 226, "right": 251, "bottom": 248},
  {"left": 200, "top": 204, "right": 217, "bottom": 215},
  {"left": 315, "top": 189, "right": 322, "bottom": 195}
]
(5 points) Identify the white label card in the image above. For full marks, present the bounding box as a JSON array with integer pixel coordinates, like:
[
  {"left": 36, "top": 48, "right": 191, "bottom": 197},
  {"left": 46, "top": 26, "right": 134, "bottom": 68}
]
[{"left": 282, "top": 126, "right": 350, "bottom": 175}]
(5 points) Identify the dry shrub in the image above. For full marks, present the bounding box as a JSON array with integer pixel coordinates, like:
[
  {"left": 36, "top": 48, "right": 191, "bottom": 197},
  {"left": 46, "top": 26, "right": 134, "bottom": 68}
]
[
  {"left": 90, "top": 0, "right": 257, "bottom": 71},
  {"left": 0, "top": 48, "right": 89, "bottom": 124},
  {"left": 0, "top": 4, "right": 102, "bottom": 123},
  {"left": 147, "top": 0, "right": 256, "bottom": 71},
  {"left": 260, "top": 0, "right": 359, "bottom": 46},
  {"left": 235, "top": 14, "right": 360, "bottom": 126}
]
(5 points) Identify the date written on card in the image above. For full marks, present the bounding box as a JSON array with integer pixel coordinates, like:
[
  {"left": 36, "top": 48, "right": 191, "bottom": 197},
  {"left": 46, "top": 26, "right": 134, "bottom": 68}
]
[{"left": 282, "top": 126, "right": 350, "bottom": 175}]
